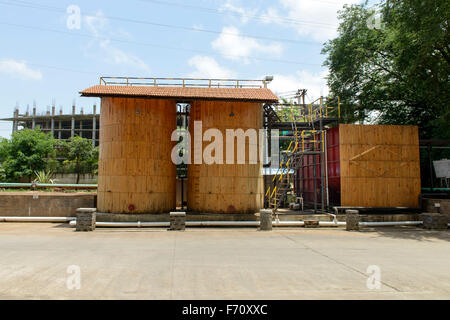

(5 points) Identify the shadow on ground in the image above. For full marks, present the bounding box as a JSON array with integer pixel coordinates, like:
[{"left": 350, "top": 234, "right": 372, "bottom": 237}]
[{"left": 360, "top": 226, "right": 450, "bottom": 242}]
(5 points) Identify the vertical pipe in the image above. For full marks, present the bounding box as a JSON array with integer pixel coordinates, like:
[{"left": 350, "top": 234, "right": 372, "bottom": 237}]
[
  {"left": 181, "top": 177, "right": 184, "bottom": 210},
  {"left": 313, "top": 141, "right": 317, "bottom": 214},
  {"left": 428, "top": 144, "right": 434, "bottom": 192},
  {"left": 324, "top": 130, "right": 329, "bottom": 209},
  {"left": 319, "top": 97, "right": 325, "bottom": 213}
]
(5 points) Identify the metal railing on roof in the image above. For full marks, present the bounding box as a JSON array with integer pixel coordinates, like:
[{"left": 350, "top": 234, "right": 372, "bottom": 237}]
[{"left": 99, "top": 77, "right": 269, "bottom": 88}]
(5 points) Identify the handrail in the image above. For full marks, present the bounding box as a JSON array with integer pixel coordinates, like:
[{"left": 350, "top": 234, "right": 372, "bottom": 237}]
[
  {"left": 0, "top": 182, "right": 97, "bottom": 189},
  {"left": 99, "top": 77, "right": 268, "bottom": 88}
]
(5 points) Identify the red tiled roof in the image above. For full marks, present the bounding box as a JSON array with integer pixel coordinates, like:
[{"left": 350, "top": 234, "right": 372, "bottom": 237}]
[{"left": 80, "top": 85, "right": 279, "bottom": 102}]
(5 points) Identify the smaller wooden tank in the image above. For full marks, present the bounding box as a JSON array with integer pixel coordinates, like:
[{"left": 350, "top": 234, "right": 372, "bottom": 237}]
[{"left": 297, "top": 124, "right": 421, "bottom": 208}]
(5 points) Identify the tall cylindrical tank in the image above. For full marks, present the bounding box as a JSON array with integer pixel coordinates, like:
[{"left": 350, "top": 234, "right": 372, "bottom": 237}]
[
  {"left": 187, "top": 100, "right": 264, "bottom": 214},
  {"left": 97, "top": 97, "right": 176, "bottom": 213}
]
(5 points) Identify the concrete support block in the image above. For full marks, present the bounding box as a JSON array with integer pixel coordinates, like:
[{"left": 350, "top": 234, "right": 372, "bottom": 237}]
[
  {"left": 421, "top": 213, "right": 449, "bottom": 230},
  {"left": 260, "top": 209, "right": 273, "bottom": 231},
  {"left": 170, "top": 212, "right": 186, "bottom": 231},
  {"left": 76, "top": 208, "right": 96, "bottom": 232},
  {"left": 304, "top": 220, "right": 319, "bottom": 228},
  {"left": 346, "top": 209, "right": 360, "bottom": 231}
]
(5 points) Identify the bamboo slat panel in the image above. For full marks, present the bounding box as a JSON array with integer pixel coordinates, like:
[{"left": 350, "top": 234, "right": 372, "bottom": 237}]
[
  {"left": 97, "top": 97, "right": 176, "bottom": 213},
  {"left": 187, "top": 100, "right": 264, "bottom": 214},
  {"left": 339, "top": 124, "right": 420, "bottom": 207}
]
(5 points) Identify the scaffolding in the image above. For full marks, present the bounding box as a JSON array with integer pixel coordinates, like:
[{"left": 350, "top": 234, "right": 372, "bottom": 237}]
[{"left": 264, "top": 93, "right": 340, "bottom": 214}]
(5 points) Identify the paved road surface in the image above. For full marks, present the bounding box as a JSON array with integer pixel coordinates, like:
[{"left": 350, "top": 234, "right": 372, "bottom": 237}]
[{"left": 0, "top": 223, "right": 449, "bottom": 299}]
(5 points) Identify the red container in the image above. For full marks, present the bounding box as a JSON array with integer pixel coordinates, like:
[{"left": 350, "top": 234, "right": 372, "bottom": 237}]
[{"left": 295, "top": 126, "right": 341, "bottom": 206}]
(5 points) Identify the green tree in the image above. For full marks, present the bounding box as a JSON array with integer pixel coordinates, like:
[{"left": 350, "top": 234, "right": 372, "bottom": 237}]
[
  {"left": 322, "top": 0, "right": 449, "bottom": 139},
  {"left": 0, "top": 129, "right": 55, "bottom": 182},
  {"left": 60, "top": 136, "right": 97, "bottom": 184}
]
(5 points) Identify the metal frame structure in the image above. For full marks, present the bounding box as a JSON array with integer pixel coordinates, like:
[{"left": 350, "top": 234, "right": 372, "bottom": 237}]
[{"left": 263, "top": 92, "right": 340, "bottom": 214}]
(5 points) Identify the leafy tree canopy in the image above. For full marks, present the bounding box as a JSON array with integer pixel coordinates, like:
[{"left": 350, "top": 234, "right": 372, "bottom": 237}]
[
  {"left": 322, "top": 0, "right": 449, "bottom": 139},
  {"left": 59, "top": 136, "right": 98, "bottom": 183},
  {"left": 0, "top": 129, "right": 55, "bottom": 181}
]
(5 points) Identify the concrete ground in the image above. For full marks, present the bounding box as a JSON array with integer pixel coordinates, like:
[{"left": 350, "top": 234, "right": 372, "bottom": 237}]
[{"left": 0, "top": 223, "right": 449, "bottom": 299}]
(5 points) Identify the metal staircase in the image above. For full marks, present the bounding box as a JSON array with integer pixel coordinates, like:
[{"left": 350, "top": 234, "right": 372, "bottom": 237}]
[{"left": 263, "top": 96, "right": 341, "bottom": 213}]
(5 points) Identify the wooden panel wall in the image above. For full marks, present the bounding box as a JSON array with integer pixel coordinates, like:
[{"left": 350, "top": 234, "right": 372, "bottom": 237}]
[
  {"left": 187, "top": 100, "right": 264, "bottom": 214},
  {"left": 339, "top": 124, "right": 421, "bottom": 207},
  {"left": 97, "top": 97, "right": 176, "bottom": 213}
]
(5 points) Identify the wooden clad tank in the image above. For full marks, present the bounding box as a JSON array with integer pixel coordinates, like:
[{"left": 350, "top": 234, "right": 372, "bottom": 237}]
[
  {"left": 80, "top": 80, "right": 279, "bottom": 215},
  {"left": 97, "top": 97, "right": 176, "bottom": 213},
  {"left": 297, "top": 124, "right": 421, "bottom": 208},
  {"left": 187, "top": 100, "right": 264, "bottom": 214}
]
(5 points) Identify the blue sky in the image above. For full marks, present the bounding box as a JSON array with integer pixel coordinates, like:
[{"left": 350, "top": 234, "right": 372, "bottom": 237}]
[{"left": 0, "top": 0, "right": 376, "bottom": 138}]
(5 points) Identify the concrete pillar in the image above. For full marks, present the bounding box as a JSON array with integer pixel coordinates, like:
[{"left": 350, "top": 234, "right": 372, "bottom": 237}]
[
  {"left": 58, "top": 120, "right": 62, "bottom": 140},
  {"left": 71, "top": 104, "right": 75, "bottom": 138},
  {"left": 304, "top": 220, "right": 320, "bottom": 228},
  {"left": 32, "top": 106, "right": 36, "bottom": 129},
  {"left": 346, "top": 209, "right": 360, "bottom": 231},
  {"left": 260, "top": 209, "right": 273, "bottom": 231},
  {"left": 51, "top": 105, "right": 55, "bottom": 138},
  {"left": 76, "top": 208, "right": 96, "bottom": 232},
  {"left": 169, "top": 212, "right": 186, "bottom": 231},
  {"left": 12, "top": 108, "right": 19, "bottom": 134}
]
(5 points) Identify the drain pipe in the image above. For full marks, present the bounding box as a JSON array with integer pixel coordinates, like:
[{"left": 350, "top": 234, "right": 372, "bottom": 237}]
[
  {"left": 68, "top": 220, "right": 431, "bottom": 228},
  {"left": 67, "top": 220, "right": 347, "bottom": 228},
  {"left": 0, "top": 216, "right": 76, "bottom": 222},
  {"left": 1, "top": 217, "right": 442, "bottom": 228},
  {"left": 359, "top": 221, "right": 423, "bottom": 227}
]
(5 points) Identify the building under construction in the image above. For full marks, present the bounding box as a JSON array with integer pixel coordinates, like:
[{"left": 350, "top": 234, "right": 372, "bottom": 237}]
[{"left": 1, "top": 104, "right": 100, "bottom": 147}]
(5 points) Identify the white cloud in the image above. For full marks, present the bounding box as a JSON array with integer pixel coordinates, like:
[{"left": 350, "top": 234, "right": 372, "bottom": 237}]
[
  {"left": 212, "top": 26, "right": 283, "bottom": 63},
  {"left": 218, "top": 0, "right": 257, "bottom": 24},
  {"left": 0, "top": 59, "right": 42, "bottom": 80},
  {"left": 98, "top": 40, "right": 150, "bottom": 72},
  {"left": 188, "top": 56, "right": 235, "bottom": 78},
  {"left": 84, "top": 11, "right": 107, "bottom": 37},
  {"left": 83, "top": 11, "right": 151, "bottom": 73},
  {"left": 192, "top": 24, "right": 204, "bottom": 31},
  {"left": 267, "top": 70, "right": 329, "bottom": 102},
  {"left": 262, "top": 0, "right": 361, "bottom": 42}
]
